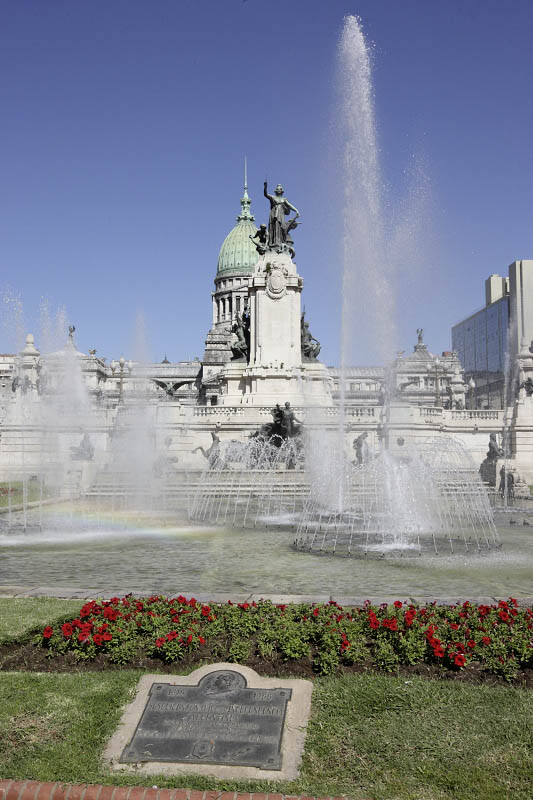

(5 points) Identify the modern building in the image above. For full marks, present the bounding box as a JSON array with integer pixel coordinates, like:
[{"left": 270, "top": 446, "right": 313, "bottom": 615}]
[
  {"left": 451, "top": 274, "right": 509, "bottom": 409},
  {"left": 452, "top": 261, "right": 533, "bottom": 409}
]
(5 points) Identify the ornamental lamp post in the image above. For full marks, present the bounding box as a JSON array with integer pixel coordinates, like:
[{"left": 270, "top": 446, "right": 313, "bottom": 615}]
[
  {"left": 110, "top": 355, "right": 133, "bottom": 403},
  {"left": 468, "top": 377, "right": 476, "bottom": 410},
  {"left": 428, "top": 357, "right": 445, "bottom": 408}
]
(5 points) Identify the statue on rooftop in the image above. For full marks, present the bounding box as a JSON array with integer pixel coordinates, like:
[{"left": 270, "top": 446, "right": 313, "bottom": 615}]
[
  {"left": 417, "top": 328, "right": 424, "bottom": 344},
  {"left": 263, "top": 181, "right": 299, "bottom": 252}
]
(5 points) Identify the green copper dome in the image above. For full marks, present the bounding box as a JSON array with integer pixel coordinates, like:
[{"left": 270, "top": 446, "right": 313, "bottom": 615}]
[{"left": 217, "top": 175, "right": 258, "bottom": 276}]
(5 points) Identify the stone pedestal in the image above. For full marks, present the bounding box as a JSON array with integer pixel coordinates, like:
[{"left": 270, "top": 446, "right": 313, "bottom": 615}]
[
  {"left": 248, "top": 251, "right": 302, "bottom": 368},
  {"left": 218, "top": 252, "right": 332, "bottom": 408}
]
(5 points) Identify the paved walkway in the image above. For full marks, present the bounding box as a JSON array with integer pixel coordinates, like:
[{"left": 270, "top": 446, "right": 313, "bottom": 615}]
[
  {"left": 0, "top": 782, "right": 350, "bottom": 800},
  {"left": 1, "top": 585, "right": 532, "bottom": 606}
]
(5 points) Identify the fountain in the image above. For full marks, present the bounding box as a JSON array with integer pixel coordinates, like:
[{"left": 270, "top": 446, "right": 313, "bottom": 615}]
[
  {"left": 294, "top": 436, "right": 499, "bottom": 556},
  {"left": 1, "top": 16, "right": 530, "bottom": 598},
  {"left": 188, "top": 16, "right": 501, "bottom": 557}
]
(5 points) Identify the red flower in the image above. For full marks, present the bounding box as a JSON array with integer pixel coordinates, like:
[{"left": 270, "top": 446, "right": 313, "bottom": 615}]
[
  {"left": 404, "top": 610, "right": 416, "bottom": 627},
  {"left": 498, "top": 610, "right": 510, "bottom": 622},
  {"left": 166, "top": 631, "right": 178, "bottom": 641},
  {"left": 155, "top": 637, "right": 165, "bottom": 648},
  {"left": 368, "top": 614, "right": 380, "bottom": 630},
  {"left": 313, "top": 608, "right": 320, "bottom": 617},
  {"left": 199, "top": 636, "right": 205, "bottom": 645},
  {"left": 92, "top": 633, "right": 104, "bottom": 646},
  {"left": 80, "top": 601, "right": 96, "bottom": 618},
  {"left": 433, "top": 647, "right": 445, "bottom": 658},
  {"left": 61, "top": 622, "right": 74, "bottom": 638},
  {"left": 467, "top": 640, "right": 476, "bottom": 649},
  {"left": 394, "top": 601, "right": 403, "bottom": 608},
  {"left": 102, "top": 632, "right": 112, "bottom": 642},
  {"left": 77, "top": 632, "right": 89, "bottom": 643},
  {"left": 42, "top": 626, "right": 53, "bottom": 639},
  {"left": 187, "top": 634, "right": 193, "bottom": 644},
  {"left": 201, "top": 605, "right": 211, "bottom": 617},
  {"left": 454, "top": 654, "right": 466, "bottom": 667},
  {"left": 482, "top": 636, "right": 492, "bottom": 645},
  {"left": 450, "top": 623, "right": 459, "bottom": 630}
]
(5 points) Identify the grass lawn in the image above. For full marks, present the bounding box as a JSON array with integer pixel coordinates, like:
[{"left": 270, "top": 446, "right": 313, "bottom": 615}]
[
  {"left": 0, "top": 482, "right": 55, "bottom": 508},
  {"left": 0, "top": 599, "right": 532, "bottom": 799},
  {"left": 1, "top": 670, "right": 532, "bottom": 799},
  {"left": 0, "top": 598, "right": 82, "bottom": 642}
]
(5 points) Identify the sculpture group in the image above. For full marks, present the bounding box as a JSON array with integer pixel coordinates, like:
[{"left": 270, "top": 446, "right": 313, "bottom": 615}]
[{"left": 250, "top": 182, "right": 301, "bottom": 257}]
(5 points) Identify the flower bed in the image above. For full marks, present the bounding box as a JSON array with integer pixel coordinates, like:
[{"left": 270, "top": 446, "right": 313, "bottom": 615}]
[{"left": 36, "top": 596, "right": 533, "bottom": 680}]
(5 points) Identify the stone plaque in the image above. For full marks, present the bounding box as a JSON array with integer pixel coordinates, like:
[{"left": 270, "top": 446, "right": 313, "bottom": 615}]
[{"left": 120, "top": 669, "right": 292, "bottom": 770}]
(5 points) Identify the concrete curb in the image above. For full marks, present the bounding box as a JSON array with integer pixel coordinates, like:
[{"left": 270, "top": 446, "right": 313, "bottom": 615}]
[
  {"left": 0, "top": 781, "right": 352, "bottom": 800},
  {"left": 0, "top": 586, "right": 532, "bottom": 607}
]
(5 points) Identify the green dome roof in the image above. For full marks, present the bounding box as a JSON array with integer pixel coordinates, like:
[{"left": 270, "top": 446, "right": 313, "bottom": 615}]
[{"left": 217, "top": 179, "right": 258, "bottom": 276}]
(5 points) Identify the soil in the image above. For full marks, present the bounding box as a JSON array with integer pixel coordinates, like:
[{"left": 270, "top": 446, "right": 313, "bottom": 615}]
[{"left": 1, "top": 639, "right": 532, "bottom": 689}]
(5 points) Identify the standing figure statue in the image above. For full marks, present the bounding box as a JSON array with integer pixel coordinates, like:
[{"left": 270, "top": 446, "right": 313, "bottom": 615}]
[
  {"left": 416, "top": 328, "right": 424, "bottom": 344},
  {"left": 301, "top": 312, "right": 321, "bottom": 361},
  {"left": 498, "top": 465, "right": 515, "bottom": 501},
  {"left": 353, "top": 431, "right": 369, "bottom": 466},
  {"left": 230, "top": 312, "right": 248, "bottom": 361},
  {"left": 281, "top": 402, "right": 301, "bottom": 438},
  {"left": 263, "top": 181, "right": 299, "bottom": 251}
]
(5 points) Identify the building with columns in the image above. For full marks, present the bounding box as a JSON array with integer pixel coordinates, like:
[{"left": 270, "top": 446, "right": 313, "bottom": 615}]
[{"left": 3, "top": 173, "right": 533, "bottom": 488}]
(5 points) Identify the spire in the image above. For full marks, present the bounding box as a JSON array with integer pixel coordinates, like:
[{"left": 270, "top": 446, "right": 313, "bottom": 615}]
[{"left": 237, "top": 156, "right": 254, "bottom": 221}]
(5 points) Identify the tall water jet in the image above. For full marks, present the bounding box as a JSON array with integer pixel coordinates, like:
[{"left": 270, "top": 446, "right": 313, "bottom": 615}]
[
  {"left": 293, "top": 16, "right": 500, "bottom": 555},
  {"left": 338, "top": 15, "right": 396, "bottom": 369}
]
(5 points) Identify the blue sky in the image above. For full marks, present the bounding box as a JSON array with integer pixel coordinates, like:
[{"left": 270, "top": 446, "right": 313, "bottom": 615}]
[{"left": 1, "top": 0, "right": 532, "bottom": 365}]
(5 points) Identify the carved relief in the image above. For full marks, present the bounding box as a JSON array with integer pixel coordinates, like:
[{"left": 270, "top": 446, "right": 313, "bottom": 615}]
[{"left": 266, "top": 265, "right": 287, "bottom": 300}]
